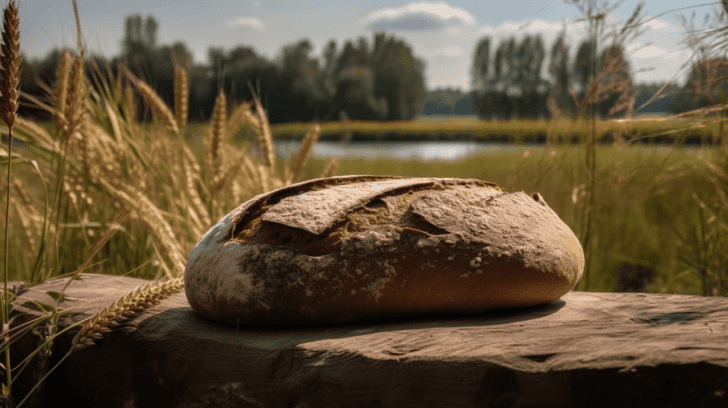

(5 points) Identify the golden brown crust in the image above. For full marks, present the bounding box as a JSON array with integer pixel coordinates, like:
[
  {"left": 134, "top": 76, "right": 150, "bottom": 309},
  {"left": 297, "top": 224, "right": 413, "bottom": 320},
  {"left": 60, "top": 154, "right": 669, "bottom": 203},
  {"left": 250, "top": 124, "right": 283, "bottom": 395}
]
[{"left": 184, "top": 176, "right": 584, "bottom": 325}]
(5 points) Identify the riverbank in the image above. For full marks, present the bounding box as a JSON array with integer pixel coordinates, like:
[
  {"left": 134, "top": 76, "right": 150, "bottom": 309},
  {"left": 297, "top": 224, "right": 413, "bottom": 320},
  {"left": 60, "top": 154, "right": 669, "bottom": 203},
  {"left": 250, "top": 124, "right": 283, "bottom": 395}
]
[{"left": 270, "top": 117, "right": 722, "bottom": 145}]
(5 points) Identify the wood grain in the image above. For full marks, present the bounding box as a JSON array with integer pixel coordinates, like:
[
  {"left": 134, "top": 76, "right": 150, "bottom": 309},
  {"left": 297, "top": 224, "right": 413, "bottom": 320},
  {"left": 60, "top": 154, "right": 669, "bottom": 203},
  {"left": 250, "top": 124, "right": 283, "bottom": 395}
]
[{"left": 11, "top": 274, "right": 728, "bottom": 408}]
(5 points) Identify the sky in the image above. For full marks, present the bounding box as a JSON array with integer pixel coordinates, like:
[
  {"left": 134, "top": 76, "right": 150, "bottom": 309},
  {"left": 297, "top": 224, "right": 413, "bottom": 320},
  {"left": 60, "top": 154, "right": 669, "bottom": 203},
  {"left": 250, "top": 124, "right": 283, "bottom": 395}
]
[{"left": 19, "top": 0, "right": 724, "bottom": 91}]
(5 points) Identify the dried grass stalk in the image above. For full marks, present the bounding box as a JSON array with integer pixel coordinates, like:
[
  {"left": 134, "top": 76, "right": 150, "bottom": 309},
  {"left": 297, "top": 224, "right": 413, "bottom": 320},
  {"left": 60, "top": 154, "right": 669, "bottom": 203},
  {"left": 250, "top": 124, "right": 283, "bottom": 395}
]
[
  {"left": 11, "top": 181, "right": 38, "bottom": 253},
  {"left": 123, "top": 85, "right": 136, "bottom": 125},
  {"left": 71, "top": 278, "right": 184, "bottom": 351},
  {"left": 174, "top": 65, "right": 188, "bottom": 130},
  {"left": 0, "top": 0, "right": 20, "bottom": 129},
  {"left": 320, "top": 157, "right": 339, "bottom": 178},
  {"left": 112, "top": 65, "right": 123, "bottom": 105},
  {"left": 573, "top": 46, "right": 635, "bottom": 118},
  {"left": 288, "top": 123, "right": 320, "bottom": 184},
  {"left": 15, "top": 116, "right": 54, "bottom": 147}
]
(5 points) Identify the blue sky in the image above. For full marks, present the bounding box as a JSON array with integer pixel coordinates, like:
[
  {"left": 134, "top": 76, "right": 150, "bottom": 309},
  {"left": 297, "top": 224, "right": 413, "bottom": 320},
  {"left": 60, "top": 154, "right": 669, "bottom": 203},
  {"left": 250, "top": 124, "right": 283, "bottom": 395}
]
[{"left": 20, "top": 1, "right": 722, "bottom": 90}]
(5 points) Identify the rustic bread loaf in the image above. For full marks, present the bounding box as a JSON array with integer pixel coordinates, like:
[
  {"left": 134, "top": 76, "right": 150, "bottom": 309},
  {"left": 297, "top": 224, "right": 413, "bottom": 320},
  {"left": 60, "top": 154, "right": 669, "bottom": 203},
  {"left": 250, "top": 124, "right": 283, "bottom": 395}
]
[{"left": 185, "top": 175, "right": 584, "bottom": 325}]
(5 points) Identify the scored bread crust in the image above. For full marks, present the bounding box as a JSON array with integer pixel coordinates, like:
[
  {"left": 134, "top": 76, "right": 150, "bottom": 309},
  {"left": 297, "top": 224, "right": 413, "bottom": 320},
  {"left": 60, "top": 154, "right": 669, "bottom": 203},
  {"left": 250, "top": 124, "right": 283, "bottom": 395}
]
[{"left": 185, "top": 175, "right": 585, "bottom": 325}]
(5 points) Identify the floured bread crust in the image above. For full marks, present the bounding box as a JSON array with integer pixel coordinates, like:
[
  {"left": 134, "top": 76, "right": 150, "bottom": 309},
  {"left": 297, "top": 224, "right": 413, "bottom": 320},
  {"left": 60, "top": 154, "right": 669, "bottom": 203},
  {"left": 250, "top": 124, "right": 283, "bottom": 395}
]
[{"left": 184, "top": 175, "right": 584, "bottom": 325}]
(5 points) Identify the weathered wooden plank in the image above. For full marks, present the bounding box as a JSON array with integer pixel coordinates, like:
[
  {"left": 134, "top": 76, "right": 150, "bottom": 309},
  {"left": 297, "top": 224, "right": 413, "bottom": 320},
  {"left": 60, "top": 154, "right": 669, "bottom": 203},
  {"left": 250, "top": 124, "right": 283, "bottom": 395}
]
[{"left": 10, "top": 274, "right": 728, "bottom": 408}]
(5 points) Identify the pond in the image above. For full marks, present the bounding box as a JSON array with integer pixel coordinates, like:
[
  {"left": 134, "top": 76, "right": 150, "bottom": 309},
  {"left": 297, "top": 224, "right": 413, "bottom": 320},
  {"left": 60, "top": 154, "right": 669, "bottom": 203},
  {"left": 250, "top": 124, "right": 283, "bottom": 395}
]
[{"left": 274, "top": 140, "right": 711, "bottom": 162}]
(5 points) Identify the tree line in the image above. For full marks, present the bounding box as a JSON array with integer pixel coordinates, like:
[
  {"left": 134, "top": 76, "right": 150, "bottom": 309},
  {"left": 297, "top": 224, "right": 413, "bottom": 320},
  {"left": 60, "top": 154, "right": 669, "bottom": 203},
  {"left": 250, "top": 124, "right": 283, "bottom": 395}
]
[
  {"left": 19, "top": 14, "right": 426, "bottom": 124},
  {"left": 17, "top": 14, "right": 728, "bottom": 123},
  {"left": 470, "top": 33, "right": 639, "bottom": 120}
]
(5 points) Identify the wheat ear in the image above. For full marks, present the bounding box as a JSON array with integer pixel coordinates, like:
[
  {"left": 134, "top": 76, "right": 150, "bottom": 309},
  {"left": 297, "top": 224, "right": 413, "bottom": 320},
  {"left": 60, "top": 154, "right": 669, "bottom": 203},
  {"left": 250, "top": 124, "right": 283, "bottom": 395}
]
[
  {"left": 205, "top": 91, "right": 226, "bottom": 186},
  {"left": 226, "top": 101, "right": 253, "bottom": 143},
  {"left": 126, "top": 71, "right": 179, "bottom": 135},
  {"left": 71, "top": 277, "right": 184, "bottom": 351},
  {"left": 0, "top": 0, "right": 19, "bottom": 130},
  {"left": 63, "top": 50, "right": 86, "bottom": 145},
  {"left": 53, "top": 50, "right": 72, "bottom": 136},
  {"left": 246, "top": 96, "right": 275, "bottom": 171},
  {"left": 17, "top": 278, "right": 184, "bottom": 408},
  {"left": 287, "top": 123, "right": 320, "bottom": 184},
  {"left": 174, "top": 65, "right": 188, "bottom": 131}
]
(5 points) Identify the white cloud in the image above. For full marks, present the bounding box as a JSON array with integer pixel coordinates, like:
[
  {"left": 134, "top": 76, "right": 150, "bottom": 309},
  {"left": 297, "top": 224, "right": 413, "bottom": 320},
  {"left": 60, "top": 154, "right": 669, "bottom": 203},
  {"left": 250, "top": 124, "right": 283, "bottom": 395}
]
[
  {"left": 629, "top": 44, "right": 668, "bottom": 59},
  {"left": 225, "top": 16, "right": 264, "bottom": 31},
  {"left": 425, "top": 46, "right": 464, "bottom": 58},
  {"left": 360, "top": 1, "right": 476, "bottom": 32},
  {"left": 476, "top": 19, "right": 587, "bottom": 40}
]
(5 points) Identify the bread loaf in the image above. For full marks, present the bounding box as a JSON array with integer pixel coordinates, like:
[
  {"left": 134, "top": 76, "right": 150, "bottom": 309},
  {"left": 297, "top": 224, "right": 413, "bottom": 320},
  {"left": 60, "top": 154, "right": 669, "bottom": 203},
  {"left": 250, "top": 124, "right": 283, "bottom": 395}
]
[{"left": 185, "top": 175, "right": 584, "bottom": 325}]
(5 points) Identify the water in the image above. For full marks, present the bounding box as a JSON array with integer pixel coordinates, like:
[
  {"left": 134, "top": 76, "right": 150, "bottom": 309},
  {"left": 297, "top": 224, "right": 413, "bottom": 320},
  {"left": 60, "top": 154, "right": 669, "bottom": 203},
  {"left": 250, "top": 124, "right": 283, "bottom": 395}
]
[{"left": 274, "top": 140, "right": 710, "bottom": 162}]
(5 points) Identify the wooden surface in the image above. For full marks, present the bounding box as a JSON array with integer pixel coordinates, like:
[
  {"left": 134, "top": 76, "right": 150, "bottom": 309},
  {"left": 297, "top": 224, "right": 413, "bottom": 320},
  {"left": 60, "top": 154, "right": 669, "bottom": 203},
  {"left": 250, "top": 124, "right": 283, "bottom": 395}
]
[{"left": 11, "top": 274, "right": 728, "bottom": 408}]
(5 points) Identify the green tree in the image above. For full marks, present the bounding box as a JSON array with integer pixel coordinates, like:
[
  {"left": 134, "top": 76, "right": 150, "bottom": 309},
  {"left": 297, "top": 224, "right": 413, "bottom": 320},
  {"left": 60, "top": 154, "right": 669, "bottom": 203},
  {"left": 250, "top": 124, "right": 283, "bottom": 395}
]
[
  {"left": 277, "top": 39, "right": 328, "bottom": 120},
  {"left": 330, "top": 65, "right": 388, "bottom": 120},
  {"left": 471, "top": 37, "right": 499, "bottom": 119},
  {"left": 471, "top": 37, "right": 492, "bottom": 93},
  {"left": 322, "top": 39, "right": 338, "bottom": 95},
  {"left": 515, "top": 35, "right": 546, "bottom": 118},
  {"left": 371, "top": 32, "right": 426, "bottom": 120}
]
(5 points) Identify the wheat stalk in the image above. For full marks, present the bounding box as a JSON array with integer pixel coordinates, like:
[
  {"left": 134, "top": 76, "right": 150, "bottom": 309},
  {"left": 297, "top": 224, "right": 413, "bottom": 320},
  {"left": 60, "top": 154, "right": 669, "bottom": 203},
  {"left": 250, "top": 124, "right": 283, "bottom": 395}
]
[
  {"left": 15, "top": 116, "right": 54, "bottom": 148},
  {"left": 123, "top": 85, "right": 136, "bottom": 125},
  {"left": 96, "top": 178, "right": 186, "bottom": 277},
  {"left": 210, "top": 147, "right": 252, "bottom": 195},
  {"left": 174, "top": 65, "right": 188, "bottom": 131},
  {"left": 0, "top": 2, "right": 21, "bottom": 402},
  {"left": 11, "top": 180, "right": 39, "bottom": 255},
  {"left": 112, "top": 64, "right": 123, "bottom": 105}
]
